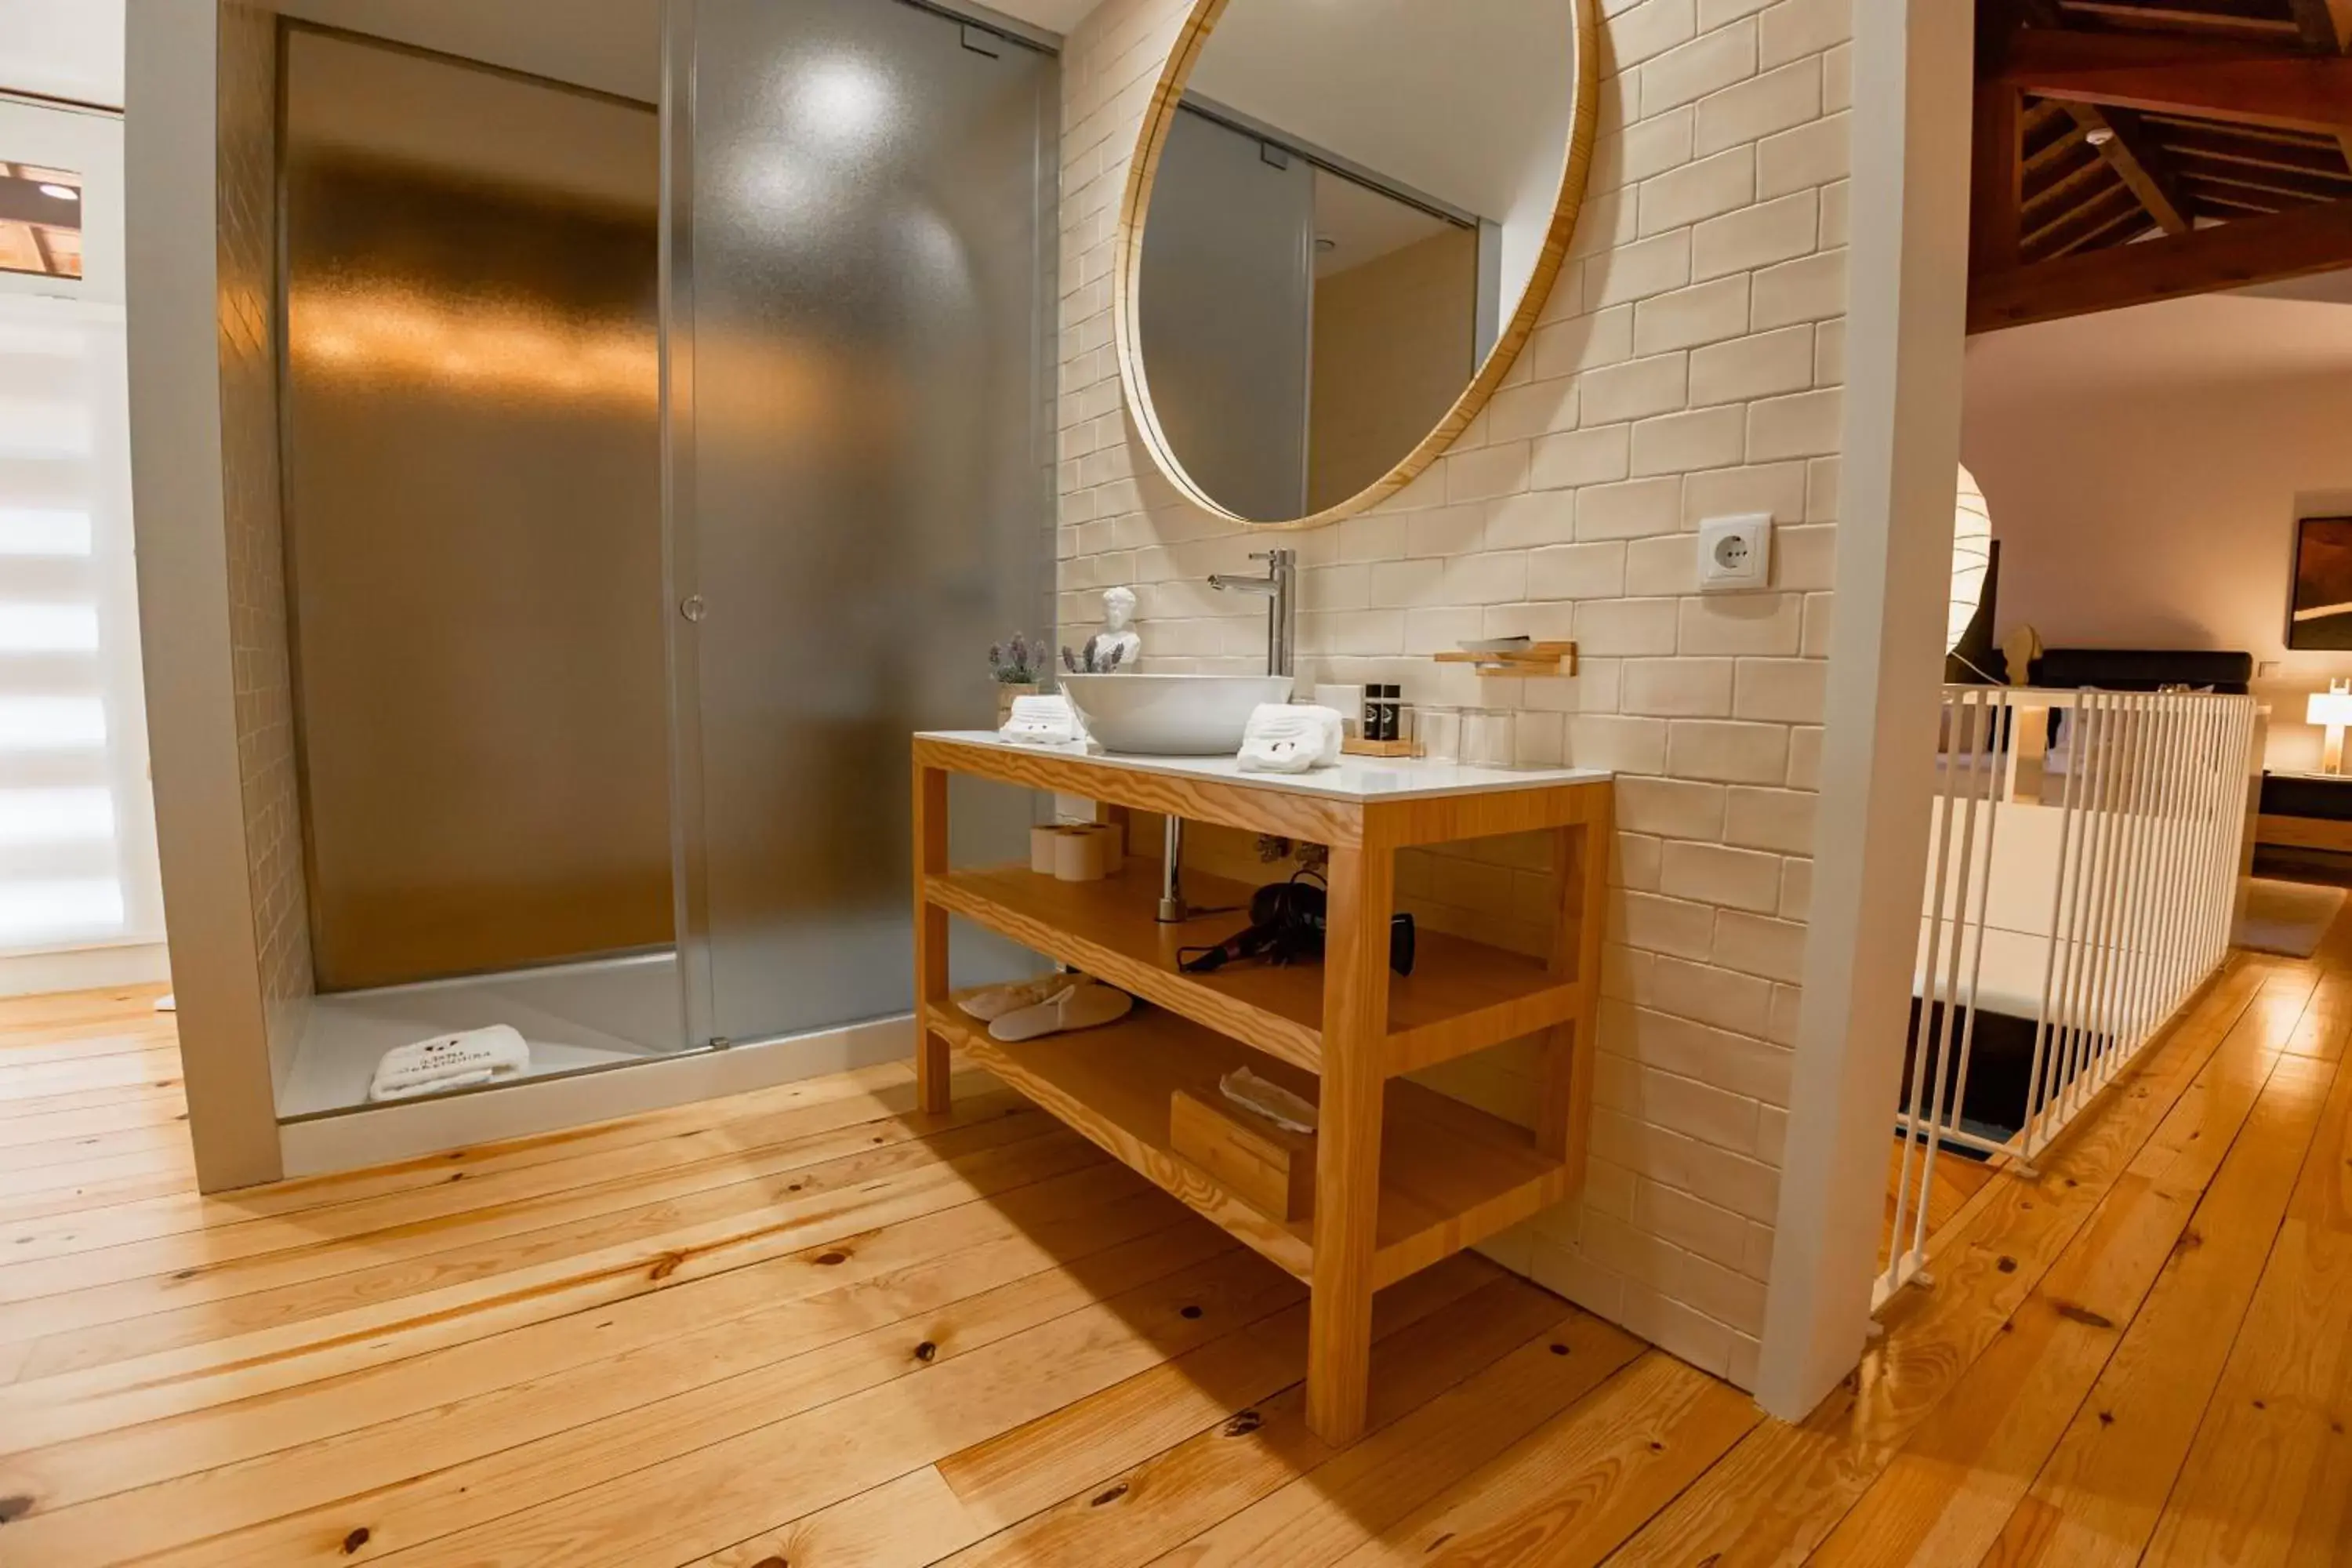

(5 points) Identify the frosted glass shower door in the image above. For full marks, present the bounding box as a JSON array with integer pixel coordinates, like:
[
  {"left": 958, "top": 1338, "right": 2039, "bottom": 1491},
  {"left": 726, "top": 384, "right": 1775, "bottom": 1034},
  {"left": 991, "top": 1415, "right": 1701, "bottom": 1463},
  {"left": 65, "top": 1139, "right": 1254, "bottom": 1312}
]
[{"left": 666, "top": 0, "right": 1054, "bottom": 1048}]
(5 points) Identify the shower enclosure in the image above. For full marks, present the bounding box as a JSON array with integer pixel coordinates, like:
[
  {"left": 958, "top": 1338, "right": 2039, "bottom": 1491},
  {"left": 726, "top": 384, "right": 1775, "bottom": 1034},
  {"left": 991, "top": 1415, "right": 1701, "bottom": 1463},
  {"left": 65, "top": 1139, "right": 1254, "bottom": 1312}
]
[{"left": 272, "top": 1, "right": 1054, "bottom": 1118}]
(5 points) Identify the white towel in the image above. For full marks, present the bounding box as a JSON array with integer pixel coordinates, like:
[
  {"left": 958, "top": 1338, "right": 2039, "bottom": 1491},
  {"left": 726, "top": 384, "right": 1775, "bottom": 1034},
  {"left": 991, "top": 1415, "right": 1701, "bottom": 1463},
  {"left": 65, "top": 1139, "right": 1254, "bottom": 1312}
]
[
  {"left": 1000, "top": 692, "right": 1082, "bottom": 746},
  {"left": 1236, "top": 703, "right": 1344, "bottom": 773},
  {"left": 368, "top": 1025, "right": 532, "bottom": 1102}
]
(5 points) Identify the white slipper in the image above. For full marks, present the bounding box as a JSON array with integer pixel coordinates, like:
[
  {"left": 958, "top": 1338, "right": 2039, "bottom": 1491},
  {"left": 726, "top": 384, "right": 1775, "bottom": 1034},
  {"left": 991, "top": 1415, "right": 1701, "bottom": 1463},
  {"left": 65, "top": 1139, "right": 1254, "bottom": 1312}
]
[
  {"left": 989, "top": 981, "right": 1134, "bottom": 1043},
  {"left": 956, "top": 975, "right": 1069, "bottom": 1022}
]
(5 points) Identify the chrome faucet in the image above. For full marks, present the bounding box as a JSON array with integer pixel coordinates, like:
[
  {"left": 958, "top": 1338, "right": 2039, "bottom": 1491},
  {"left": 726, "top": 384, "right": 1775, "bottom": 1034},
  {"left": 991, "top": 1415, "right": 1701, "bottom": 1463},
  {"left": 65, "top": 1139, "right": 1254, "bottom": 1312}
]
[{"left": 1209, "top": 548, "right": 1297, "bottom": 679}]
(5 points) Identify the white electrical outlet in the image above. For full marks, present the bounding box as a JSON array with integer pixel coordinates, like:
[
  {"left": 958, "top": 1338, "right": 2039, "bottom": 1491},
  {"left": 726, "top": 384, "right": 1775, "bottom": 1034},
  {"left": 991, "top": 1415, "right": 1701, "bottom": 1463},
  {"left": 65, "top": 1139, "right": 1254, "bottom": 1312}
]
[{"left": 1698, "top": 513, "right": 1773, "bottom": 593}]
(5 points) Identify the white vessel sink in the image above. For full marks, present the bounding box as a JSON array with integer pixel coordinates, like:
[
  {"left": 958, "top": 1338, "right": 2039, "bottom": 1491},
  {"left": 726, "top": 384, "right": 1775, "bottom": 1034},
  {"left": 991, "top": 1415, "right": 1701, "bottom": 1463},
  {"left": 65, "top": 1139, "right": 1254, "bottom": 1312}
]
[{"left": 1060, "top": 673, "right": 1294, "bottom": 755}]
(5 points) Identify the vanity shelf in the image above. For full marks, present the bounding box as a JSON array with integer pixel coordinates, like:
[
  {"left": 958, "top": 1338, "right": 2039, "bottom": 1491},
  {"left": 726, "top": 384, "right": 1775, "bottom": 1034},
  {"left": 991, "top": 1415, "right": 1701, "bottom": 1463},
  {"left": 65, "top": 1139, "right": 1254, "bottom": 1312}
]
[
  {"left": 927, "top": 862, "right": 1581, "bottom": 1076},
  {"left": 926, "top": 996, "right": 1574, "bottom": 1291},
  {"left": 910, "top": 731, "right": 1613, "bottom": 1446}
]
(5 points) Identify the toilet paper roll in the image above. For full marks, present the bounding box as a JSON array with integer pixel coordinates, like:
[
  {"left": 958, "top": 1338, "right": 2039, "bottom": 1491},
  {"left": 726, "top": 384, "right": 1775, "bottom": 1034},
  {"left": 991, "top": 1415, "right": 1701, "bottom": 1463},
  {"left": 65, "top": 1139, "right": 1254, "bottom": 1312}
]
[
  {"left": 1031, "top": 824, "right": 1064, "bottom": 875},
  {"left": 1053, "top": 826, "right": 1109, "bottom": 882}
]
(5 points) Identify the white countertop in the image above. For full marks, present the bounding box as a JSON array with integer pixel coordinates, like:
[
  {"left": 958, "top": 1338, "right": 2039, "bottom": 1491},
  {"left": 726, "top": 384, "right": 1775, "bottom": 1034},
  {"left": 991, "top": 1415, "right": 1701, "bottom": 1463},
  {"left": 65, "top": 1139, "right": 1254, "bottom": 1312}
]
[{"left": 917, "top": 730, "right": 1611, "bottom": 803}]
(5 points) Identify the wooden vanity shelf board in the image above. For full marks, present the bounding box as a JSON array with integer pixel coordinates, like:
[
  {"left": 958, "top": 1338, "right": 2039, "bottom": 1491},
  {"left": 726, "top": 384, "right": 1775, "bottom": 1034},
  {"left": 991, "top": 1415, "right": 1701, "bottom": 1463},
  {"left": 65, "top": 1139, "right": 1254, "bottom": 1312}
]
[
  {"left": 927, "top": 862, "right": 1580, "bottom": 1076},
  {"left": 912, "top": 731, "right": 1611, "bottom": 1446},
  {"left": 927, "top": 1000, "right": 1571, "bottom": 1290}
]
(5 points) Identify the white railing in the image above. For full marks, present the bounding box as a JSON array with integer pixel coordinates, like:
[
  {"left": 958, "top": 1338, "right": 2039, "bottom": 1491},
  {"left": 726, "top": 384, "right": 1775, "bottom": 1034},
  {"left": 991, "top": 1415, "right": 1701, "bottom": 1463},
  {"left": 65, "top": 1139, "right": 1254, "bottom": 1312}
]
[{"left": 1879, "top": 685, "right": 2260, "bottom": 1308}]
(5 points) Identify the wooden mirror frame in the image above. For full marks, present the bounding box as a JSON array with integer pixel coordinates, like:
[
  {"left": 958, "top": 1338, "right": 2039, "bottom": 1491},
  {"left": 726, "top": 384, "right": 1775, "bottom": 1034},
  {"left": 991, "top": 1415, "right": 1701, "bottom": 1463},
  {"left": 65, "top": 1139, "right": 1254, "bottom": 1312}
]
[{"left": 1112, "top": 0, "right": 1599, "bottom": 532}]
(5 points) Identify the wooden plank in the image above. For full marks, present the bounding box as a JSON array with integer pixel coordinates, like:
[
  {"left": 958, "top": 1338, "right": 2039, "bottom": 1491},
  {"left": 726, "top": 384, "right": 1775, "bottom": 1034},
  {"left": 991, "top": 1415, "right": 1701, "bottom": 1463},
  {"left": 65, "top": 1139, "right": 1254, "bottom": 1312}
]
[
  {"left": 1325, "top": 1353, "right": 1760, "bottom": 1567},
  {"left": 916, "top": 759, "right": 953, "bottom": 1114},
  {"left": 2071, "top": 103, "right": 2193, "bottom": 233},
  {"left": 688, "top": 1272, "right": 1590, "bottom": 1568},
  {"left": 2139, "top": 1021, "right": 2352, "bottom": 1566},
  {"left": 912, "top": 735, "right": 1362, "bottom": 848},
  {"left": 2257, "top": 812, "right": 2352, "bottom": 855},
  {"left": 2, "top": 1192, "right": 1223, "bottom": 1565},
  {"left": 1602, "top": 955, "right": 2287, "bottom": 1564},
  {"left": 0, "top": 1165, "right": 1175, "bottom": 1520},
  {"left": 930, "top": 1002, "right": 1569, "bottom": 1294},
  {"left": 1999, "top": 28, "right": 2352, "bottom": 134},
  {"left": 228, "top": 1247, "right": 1305, "bottom": 1568},
  {"left": 1812, "top": 1044, "right": 2332, "bottom": 1564},
  {"left": 1308, "top": 840, "right": 1395, "bottom": 1448},
  {"left": 0, "top": 1058, "right": 946, "bottom": 1265},
  {"left": 1970, "top": 194, "right": 2352, "bottom": 332},
  {"left": 0, "top": 1067, "right": 1004, "bottom": 1306},
  {"left": 0, "top": 1126, "right": 1109, "bottom": 1452},
  {"left": 1034, "top": 1308, "right": 1651, "bottom": 1568},
  {"left": 0, "top": 1100, "right": 1058, "bottom": 1376},
  {"left": 931, "top": 862, "right": 1574, "bottom": 1079},
  {"left": 1987, "top": 1054, "right": 2342, "bottom": 1566},
  {"left": 2288, "top": 0, "right": 2352, "bottom": 53}
]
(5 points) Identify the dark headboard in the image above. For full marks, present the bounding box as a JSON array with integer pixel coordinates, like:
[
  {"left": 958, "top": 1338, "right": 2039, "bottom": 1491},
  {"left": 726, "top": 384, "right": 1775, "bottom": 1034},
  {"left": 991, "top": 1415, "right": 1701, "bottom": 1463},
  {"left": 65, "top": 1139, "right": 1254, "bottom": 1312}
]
[{"left": 2028, "top": 648, "right": 2252, "bottom": 694}]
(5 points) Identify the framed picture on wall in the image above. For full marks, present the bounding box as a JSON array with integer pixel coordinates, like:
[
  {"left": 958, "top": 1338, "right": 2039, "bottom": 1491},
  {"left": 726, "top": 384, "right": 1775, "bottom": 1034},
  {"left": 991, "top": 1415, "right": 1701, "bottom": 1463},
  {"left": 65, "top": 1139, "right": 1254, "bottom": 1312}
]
[{"left": 2290, "top": 516, "right": 2352, "bottom": 650}]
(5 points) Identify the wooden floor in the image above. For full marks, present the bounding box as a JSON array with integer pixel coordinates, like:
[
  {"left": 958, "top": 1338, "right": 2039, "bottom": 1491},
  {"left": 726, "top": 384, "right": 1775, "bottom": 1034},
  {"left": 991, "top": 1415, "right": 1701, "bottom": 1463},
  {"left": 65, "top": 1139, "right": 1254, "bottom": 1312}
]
[{"left": 3, "top": 920, "right": 2350, "bottom": 1567}]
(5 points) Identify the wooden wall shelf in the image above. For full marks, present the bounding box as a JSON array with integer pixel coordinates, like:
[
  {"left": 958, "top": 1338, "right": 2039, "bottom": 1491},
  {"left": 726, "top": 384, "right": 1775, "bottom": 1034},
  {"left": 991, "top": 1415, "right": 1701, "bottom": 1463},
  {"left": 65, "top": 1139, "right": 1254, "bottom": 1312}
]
[
  {"left": 911, "top": 731, "right": 1613, "bottom": 1446},
  {"left": 1432, "top": 641, "right": 1579, "bottom": 676}
]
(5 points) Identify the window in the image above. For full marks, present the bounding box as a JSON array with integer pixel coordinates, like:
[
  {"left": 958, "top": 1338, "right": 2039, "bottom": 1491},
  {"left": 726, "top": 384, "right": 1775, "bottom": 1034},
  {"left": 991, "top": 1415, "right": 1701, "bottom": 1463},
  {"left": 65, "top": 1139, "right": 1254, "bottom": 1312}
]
[{"left": 0, "top": 100, "right": 163, "bottom": 957}]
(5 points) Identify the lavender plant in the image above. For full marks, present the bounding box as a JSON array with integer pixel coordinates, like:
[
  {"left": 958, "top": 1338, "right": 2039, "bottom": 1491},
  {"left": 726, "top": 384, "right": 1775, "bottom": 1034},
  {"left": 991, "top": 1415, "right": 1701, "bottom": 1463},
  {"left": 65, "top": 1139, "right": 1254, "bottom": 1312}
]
[{"left": 987, "top": 633, "right": 1046, "bottom": 685}]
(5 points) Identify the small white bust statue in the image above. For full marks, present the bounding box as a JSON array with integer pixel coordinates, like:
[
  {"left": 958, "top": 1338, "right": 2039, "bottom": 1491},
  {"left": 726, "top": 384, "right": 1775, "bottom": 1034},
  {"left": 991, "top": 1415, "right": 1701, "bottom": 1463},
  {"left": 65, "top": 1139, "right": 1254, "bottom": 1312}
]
[
  {"left": 1098, "top": 586, "right": 1142, "bottom": 670},
  {"left": 1069, "top": 586, "right": 1143, "bottom": 674}
]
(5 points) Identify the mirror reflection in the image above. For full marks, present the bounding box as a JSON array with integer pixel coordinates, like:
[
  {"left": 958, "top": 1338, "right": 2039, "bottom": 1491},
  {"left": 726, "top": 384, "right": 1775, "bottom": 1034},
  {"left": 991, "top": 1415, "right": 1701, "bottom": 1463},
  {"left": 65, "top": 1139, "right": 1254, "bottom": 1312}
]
[{"left": 1130, "top": 0, "right": 1584, "bottom": 524}]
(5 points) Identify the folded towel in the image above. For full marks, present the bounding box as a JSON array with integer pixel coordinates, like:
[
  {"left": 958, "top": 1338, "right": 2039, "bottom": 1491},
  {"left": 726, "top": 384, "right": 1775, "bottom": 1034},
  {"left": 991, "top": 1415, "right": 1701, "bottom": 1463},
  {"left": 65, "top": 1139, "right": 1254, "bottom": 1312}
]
[
  {"left": 368, "top": 1025, "right": 532, "bottom": 1102},
  {"left": 1000, "top": 692, "right": 1082, "bottom": 746},
  {"left": 1236, "top": 703, "right": 1345, "bottom": 773}
]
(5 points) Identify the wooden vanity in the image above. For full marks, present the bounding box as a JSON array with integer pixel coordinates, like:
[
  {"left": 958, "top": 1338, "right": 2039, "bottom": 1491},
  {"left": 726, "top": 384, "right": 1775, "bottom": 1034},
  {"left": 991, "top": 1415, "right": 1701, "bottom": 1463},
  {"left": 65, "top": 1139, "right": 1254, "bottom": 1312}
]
[{"left": 909, "top": 731, "right": 1612, "bottom": 1445}]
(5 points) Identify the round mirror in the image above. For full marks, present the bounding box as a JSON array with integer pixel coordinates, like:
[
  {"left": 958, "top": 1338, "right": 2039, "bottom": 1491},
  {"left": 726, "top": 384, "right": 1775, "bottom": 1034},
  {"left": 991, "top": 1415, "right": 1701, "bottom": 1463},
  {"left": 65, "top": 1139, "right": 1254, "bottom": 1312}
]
[{"left": 1116, "top": 0, "right": 1595, "bottom": 529}]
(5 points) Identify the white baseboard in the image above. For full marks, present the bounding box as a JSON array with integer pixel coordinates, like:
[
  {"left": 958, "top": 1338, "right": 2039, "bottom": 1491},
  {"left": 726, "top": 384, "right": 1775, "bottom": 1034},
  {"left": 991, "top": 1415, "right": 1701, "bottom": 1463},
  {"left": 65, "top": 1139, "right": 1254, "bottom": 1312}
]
[
  {"left": 0, "top": 940, "right": 171, "bottom": 999},
  {"left": 276, "top": 1011, "right": 911, "bottom": 1179}
]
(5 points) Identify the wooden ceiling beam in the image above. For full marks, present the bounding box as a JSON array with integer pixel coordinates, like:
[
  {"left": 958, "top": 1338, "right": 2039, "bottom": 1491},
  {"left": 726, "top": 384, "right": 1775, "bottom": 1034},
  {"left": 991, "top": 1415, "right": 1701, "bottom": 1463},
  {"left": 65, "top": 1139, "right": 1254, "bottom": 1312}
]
[
  {"left": 1972, "top": 84, "right": 2025, "bottom": 274},
  {"left": 2287, "top": 0, "right": 2352, "bottom": 52},
  {"left": 2000, "top": 30, "right": 2352, "bottom": 135},
  {"left": 2068, "top": 103, "right": 2193, "bottom": 232},
  {"left": 1970, "top": 192, "right": 2352, "bottom": 332},
  {"left": 2161, "top": 125, "right": 2352, "bottom": 180},
  {"left": 2064, "top": 2, "right": 2297, "bottom": 43}
]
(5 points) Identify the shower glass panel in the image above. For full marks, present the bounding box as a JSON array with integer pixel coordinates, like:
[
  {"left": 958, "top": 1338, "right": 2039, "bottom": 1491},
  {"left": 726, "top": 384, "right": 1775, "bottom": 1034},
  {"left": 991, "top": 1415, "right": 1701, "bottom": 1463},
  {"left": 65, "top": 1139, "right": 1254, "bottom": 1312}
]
[
  {"left": 283, "top": 28, "right": 671, "bottom": 993},
  {"left": 670, "top": 0, "right": 1054, "bottom": 1048}
]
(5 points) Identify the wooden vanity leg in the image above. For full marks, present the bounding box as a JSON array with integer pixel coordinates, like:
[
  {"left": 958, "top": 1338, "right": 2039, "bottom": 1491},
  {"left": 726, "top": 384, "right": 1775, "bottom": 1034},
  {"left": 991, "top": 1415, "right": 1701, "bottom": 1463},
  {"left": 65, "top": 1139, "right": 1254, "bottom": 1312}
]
[
  {"left": 913, "top": 760, "right": 952, "bottom": 1115},
  {"left": 1307, "top": 838, "right": 1395, "bottom": 1447},
  {"left": 1538, "top": 793, "right": 1612, "bottom": 1167}
]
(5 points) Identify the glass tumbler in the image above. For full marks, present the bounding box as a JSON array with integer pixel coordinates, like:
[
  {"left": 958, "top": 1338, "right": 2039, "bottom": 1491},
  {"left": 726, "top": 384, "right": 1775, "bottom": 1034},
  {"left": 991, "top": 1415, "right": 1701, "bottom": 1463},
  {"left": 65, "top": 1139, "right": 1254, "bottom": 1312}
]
[
  {"left": 1419, "top": 706, "right": 1464, "bottom": 764},
  {"left": 1462, "top": 707, "right": 1518, "bottom": 768}
]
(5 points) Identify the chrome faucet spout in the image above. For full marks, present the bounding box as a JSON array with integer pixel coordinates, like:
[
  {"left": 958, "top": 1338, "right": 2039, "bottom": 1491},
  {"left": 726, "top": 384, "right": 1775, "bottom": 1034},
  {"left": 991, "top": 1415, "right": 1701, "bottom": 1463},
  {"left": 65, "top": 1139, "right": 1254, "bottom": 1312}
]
[{"left": 1207, "top": 548, "right": 1297, "bottom": 679}]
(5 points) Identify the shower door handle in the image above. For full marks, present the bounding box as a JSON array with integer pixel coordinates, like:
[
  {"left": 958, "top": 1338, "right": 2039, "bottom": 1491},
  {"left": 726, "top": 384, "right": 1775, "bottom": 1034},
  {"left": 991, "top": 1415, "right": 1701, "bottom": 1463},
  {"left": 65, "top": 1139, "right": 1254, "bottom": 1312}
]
[{"left": 680, "top": 595, "right": 707, "bottom": 622}]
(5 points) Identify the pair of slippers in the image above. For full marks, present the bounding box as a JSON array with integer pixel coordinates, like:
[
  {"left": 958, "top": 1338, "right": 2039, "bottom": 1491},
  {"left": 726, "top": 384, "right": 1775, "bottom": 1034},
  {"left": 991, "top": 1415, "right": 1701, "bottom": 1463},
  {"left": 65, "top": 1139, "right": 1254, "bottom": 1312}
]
[{"left": 957, "top": 975, "right": 1134, "bottom": 1042}]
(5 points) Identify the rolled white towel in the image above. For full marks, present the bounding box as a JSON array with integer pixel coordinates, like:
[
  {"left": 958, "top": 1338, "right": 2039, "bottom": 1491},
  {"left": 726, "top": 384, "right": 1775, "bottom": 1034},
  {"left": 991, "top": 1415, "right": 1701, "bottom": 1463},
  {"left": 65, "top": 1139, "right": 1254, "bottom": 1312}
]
[
  {"left": 369, "top": 1025, "right": 532, "bottom": 1102},
  {"left": 1236, "top": 703, "right": 1345, "bottom": 773}
]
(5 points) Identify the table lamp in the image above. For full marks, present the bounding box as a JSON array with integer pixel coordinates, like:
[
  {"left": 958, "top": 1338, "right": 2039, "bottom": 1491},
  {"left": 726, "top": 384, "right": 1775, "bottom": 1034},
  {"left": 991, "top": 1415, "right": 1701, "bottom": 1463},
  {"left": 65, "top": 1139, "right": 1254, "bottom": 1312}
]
[{"left": 2309, "top": 681, "right": 2352, "bottom": 773}]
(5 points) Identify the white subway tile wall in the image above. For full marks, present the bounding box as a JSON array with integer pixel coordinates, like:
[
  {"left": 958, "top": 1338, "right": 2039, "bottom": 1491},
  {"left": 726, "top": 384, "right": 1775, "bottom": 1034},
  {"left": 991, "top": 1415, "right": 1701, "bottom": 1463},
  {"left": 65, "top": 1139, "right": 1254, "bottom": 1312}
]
[
  {"left": 219, "top": 3, "right": 313, "bottom": 1091},
  {"left": 1056, "top": 0, "right": 1849, "bottom": 1387}
]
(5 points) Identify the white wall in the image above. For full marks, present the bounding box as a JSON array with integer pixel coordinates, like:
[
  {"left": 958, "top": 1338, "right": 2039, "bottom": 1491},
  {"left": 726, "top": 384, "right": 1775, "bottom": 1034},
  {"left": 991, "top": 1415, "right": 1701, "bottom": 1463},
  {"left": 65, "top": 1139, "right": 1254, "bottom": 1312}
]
[
  {"left": 1062, "top": 0, "right": 1857, "bottom": 1388},
  {"left": 0, "top": 0, "right": 125, "bottom": 107},
  {"left": 1963, "top": 291, "right": 2352, "bottom": 774}
]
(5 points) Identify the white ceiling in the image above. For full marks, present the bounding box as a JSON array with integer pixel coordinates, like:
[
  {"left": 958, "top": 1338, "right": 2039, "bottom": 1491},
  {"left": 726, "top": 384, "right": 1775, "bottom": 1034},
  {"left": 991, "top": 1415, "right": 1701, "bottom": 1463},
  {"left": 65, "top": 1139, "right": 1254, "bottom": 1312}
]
[{"left": 1965, "top": 289, "right": 2352, "bottom": 407}]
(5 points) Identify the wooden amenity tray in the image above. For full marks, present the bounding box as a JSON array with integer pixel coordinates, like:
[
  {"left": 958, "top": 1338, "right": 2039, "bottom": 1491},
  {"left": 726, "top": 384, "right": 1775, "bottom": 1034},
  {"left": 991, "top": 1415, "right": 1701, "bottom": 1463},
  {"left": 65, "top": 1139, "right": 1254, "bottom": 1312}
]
[{"left": 910, "top": 731, "right": 1613, "bottom": 1445}]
